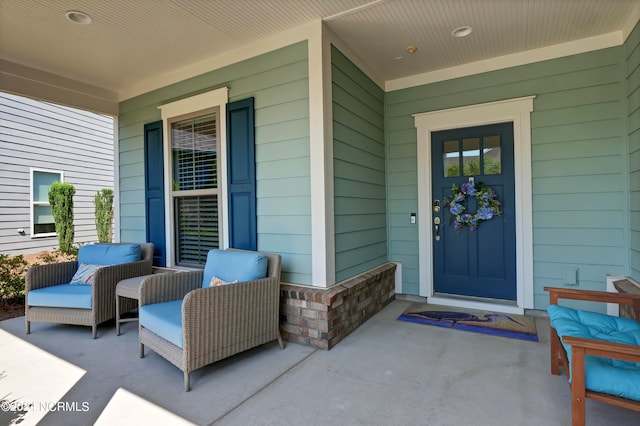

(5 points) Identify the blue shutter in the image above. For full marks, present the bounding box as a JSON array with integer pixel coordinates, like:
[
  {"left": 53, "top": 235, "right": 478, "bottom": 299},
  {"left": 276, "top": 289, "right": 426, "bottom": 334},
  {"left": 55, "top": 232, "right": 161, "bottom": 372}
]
[
  {"left": 144, "top": 121, "right": 166, "bottom": 266},
  {"left": 226, "top": 98, "right": 257, "bottom": 250}
]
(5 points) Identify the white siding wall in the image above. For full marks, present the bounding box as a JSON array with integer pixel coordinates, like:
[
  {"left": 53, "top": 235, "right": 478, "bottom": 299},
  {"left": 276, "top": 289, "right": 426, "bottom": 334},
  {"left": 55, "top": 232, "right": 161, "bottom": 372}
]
[{"left": 0, "top": 92, "right": 114, "bottom": 254}]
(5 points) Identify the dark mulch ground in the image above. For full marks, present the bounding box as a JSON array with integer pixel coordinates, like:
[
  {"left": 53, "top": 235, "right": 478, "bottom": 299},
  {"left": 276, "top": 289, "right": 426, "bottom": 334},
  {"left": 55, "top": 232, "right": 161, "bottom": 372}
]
[{"left": 0, "top": 300, "right": 24, "bottom": 321}]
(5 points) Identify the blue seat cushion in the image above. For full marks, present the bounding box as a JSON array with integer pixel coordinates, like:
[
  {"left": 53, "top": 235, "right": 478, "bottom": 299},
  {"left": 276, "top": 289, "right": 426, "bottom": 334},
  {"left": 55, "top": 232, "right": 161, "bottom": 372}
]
[
  {"left": 140, "top": 300, "right": 183, "bottom": 348},
  {"left": 548, "top": 304, "right": 640, "bottom": 401},
  {"left": 201, "top": 250, "right": 268, "bottom": 288},
  {"left": 78, "top": 243, "right": 141, "bottom": 266},
  {"left": 28, "top": 284, "right": 92, "bottom": 309}
]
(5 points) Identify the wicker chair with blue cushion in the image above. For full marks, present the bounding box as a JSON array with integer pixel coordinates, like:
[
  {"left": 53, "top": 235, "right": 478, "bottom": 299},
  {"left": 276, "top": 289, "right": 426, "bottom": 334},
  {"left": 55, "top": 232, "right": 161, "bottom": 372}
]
[
  {"left": 138, "top": 248, "right": 283, "bottom": 391},
  {"left": 25, "top": 243, "right": 153, "bottom": 338},
  {"left": 545, "top": 285, "right": 640, "bottom": 426}
]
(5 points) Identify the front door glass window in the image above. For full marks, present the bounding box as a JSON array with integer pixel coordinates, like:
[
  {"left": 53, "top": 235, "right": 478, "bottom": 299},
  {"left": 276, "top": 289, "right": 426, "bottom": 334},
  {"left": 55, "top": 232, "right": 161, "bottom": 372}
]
[{"left": 442, "top": 134, "right": 502, "bottom": 177}]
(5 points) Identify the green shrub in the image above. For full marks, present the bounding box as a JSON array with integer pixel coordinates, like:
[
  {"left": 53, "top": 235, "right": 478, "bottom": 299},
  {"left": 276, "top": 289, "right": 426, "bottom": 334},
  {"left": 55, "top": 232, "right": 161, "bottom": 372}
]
[
  {"left": 94, "top": 188, "right": 114, "bottom": 243},
  {"left": 0, "top": 254, "right": 28, "bottom": 303},
  {"left": 48, "top": 182, "right": 75, "bottom": 254}
]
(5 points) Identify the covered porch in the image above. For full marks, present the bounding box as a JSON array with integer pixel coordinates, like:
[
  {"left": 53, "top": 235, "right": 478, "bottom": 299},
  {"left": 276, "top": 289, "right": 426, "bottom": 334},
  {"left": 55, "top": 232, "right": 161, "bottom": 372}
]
[
  {"left": 1, "top": 2, "right": 640, "bottom": 424},
  {"left": 1, "top": 300, "right": 638, "bottom": 425},
  {"left": 1, "top": 0, "right": 638, "bottom": 316}
]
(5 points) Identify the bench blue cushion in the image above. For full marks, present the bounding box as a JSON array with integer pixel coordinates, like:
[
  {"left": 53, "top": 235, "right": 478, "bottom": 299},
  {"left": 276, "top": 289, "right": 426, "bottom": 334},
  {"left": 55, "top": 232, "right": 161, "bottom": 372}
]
[
  {"left": 201, "top": 250, "right": 268, "bottom": 288},
  {"left": 28, "top": 284, "right": 92, "bottom": 309},
  {"left": 78, "top": 243, "right": 141, "bottom": 266},
  {"left": 548, "top": 304, "right": 640, "bottom": 401},
  {"left": 140, "top": 300, "right": 183, "bottom": 348}
]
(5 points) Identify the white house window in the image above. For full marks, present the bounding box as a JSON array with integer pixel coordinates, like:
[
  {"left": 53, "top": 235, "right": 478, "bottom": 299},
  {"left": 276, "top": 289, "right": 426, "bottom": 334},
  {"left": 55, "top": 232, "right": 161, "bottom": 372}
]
[
  {"left": 159, "top": 87, "right": 229, "bottom": 268},
  {"left": 170, "top": 111, "right": 219, "bottom": 266},
  {"left": 31, "top": 169, "right": 63, "bottom": 237}
]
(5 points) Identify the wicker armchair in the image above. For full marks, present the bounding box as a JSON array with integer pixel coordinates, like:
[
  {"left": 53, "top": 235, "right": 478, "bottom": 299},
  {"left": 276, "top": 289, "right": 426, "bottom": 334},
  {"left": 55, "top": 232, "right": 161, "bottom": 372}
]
[
  {"left": 138, "top": 249, "right": 283, "bottom": 391},
  {"left": 25, "top": 243, "right": 153, "bottom": 338}
]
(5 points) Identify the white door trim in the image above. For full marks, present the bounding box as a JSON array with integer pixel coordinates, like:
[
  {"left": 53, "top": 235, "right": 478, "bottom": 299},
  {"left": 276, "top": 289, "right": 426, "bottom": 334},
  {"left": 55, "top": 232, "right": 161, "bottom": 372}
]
[{"left": 413, "top": 96, "right": 535, "bottom": 314}]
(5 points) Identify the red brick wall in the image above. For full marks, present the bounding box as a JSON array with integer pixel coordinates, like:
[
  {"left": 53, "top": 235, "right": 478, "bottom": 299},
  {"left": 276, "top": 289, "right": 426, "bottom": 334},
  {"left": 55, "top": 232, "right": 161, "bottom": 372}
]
[{"left": 280, "top": 262, "right": 396, "bottom": 349}]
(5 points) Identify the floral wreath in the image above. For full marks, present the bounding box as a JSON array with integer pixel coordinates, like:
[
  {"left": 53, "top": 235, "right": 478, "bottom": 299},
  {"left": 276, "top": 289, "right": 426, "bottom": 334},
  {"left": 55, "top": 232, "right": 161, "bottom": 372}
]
[{"left": 444, "top": 181, "right": 501, "bottom": 232}]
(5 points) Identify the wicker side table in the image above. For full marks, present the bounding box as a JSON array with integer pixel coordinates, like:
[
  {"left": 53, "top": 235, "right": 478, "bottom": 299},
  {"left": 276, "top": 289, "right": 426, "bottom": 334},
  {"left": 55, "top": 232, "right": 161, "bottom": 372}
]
[{"left": 116, "top": 275, "right": 150, "bottom": 335}]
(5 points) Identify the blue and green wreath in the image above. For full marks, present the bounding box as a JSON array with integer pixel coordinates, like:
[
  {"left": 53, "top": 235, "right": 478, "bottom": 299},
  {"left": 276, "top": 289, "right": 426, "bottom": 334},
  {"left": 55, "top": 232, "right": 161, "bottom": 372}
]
[{"left": 444, "top": 182, "right": 501, "bottom": 232}]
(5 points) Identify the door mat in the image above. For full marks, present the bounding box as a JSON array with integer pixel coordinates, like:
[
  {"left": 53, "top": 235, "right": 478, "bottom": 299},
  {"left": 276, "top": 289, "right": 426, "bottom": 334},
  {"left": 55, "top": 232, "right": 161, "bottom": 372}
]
[{"left": 397, "top": 303, "right": 538, "bottom": 342}]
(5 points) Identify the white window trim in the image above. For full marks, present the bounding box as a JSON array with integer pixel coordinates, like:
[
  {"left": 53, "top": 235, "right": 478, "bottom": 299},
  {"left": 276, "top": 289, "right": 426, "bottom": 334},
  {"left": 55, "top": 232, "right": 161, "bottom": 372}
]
[
  {"left": 158, "top": 87, "right": 229, "bottom": 267},
  {"left": 30, "top": 168, "right": 63, "bottom": 238},
  {"left": 413, "top": 96, "right": 535, "bottom": 313}
]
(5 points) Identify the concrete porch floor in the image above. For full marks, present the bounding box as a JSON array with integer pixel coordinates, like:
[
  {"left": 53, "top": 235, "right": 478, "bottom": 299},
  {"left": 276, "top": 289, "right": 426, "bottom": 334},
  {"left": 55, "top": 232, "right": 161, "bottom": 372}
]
[{"left": 1, "top": 299, "right": 639, "bottom": 426}]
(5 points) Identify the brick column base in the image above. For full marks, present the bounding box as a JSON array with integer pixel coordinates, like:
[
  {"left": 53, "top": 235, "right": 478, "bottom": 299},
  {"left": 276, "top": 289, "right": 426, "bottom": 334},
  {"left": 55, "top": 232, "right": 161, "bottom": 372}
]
[{"left": 280, "top": 262, "right": 397, "bottom": 349}]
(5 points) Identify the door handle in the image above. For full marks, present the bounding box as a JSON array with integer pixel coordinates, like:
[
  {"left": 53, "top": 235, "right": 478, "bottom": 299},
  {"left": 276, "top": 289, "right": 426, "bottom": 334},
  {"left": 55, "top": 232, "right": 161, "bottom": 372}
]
[{"left": 434, "top": 216, "right": 441, "bottom": 241}]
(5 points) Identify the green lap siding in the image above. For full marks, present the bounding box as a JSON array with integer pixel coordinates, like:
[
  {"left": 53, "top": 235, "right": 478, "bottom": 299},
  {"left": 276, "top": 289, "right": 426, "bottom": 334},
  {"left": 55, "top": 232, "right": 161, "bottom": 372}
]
[
  {"left": 628, "top": 22, "right": 640, "bottom": 282},
  {"left": 118, "top": 42, "right": 312, "bottom": 284},
  {"left": 387, "top": 46, "right": 630, "bottom": 307},
  {"left": 332, "top": 46, "right": 387, "bottom": 282},
  {"left": 115, "top": 27, "right": 639, "bottom": 294}
]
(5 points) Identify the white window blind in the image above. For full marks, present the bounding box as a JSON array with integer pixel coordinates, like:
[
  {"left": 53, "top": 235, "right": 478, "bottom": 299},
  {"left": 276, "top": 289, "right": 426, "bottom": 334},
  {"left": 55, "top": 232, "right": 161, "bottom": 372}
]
[
  {"left": 175, "top": 196, "right": 219, "bottom": 265},
  {"left": 171, "top": 112, "right": 219, "bottom": 266},
  {"left": 171, "top": 113, "right": 217, "bottom": 191}
]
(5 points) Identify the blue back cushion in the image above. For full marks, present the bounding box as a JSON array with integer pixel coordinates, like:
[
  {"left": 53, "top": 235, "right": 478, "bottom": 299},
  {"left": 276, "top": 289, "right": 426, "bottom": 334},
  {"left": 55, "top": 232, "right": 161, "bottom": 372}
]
[
  {"left": 78, "top": 243, "right": 141, "bottom": 266},
  {"left": 201, "top": 250, "right": 268, "bottom": 288},
  {"left": 548, "top": 304, "right": 640, "bottom": 401}
]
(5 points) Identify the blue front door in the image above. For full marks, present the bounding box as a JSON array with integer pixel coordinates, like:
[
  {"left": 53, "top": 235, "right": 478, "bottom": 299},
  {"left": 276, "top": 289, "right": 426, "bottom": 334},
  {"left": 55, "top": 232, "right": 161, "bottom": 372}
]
[{"left": 431, "top": 122, "right": 516, "bottom": 300}]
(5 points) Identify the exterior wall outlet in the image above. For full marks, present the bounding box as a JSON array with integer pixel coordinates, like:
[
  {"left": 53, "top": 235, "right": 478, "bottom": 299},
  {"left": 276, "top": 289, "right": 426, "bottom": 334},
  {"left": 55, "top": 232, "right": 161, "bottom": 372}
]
[
  {"left": 410, "top": 213, "right": 416, "bottom": 224},
  {"left": 562, "top": 267, "right": 578, "bottom": 286}
]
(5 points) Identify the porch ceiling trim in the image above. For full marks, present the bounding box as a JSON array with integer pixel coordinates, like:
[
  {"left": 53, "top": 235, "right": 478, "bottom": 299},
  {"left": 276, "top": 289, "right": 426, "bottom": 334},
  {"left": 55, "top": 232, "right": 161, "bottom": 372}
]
[
  {"left": 386, "top": 32, "right": 624, "bottom": 92},
  {"left": 0, "top": 59, "right": 118, "bottom": 116}
]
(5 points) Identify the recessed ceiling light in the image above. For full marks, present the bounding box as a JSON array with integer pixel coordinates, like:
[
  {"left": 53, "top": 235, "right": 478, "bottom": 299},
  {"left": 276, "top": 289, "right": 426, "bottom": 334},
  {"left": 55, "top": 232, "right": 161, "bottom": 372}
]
[
  {"left": 452, "top": 26, "right": 473, "bottom": 38},
  {"left": 65, "top": 10, "right": 92, "bottom": 25},
  {"left": 405, "top": 45, "right": 418, "bottom": 54}
]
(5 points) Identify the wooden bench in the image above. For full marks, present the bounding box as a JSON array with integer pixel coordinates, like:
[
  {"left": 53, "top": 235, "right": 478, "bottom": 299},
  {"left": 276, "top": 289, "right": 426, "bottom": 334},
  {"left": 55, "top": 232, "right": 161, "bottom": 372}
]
[{"left": 545, "top": 282, "right": 640, "bottom": 426}]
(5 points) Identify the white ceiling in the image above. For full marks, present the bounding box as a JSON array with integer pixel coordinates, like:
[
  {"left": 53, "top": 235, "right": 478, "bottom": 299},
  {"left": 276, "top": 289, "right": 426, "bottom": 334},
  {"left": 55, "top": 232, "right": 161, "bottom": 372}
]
[{"left": 1, "top": 0, "right": 639, "bottom": 101}]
